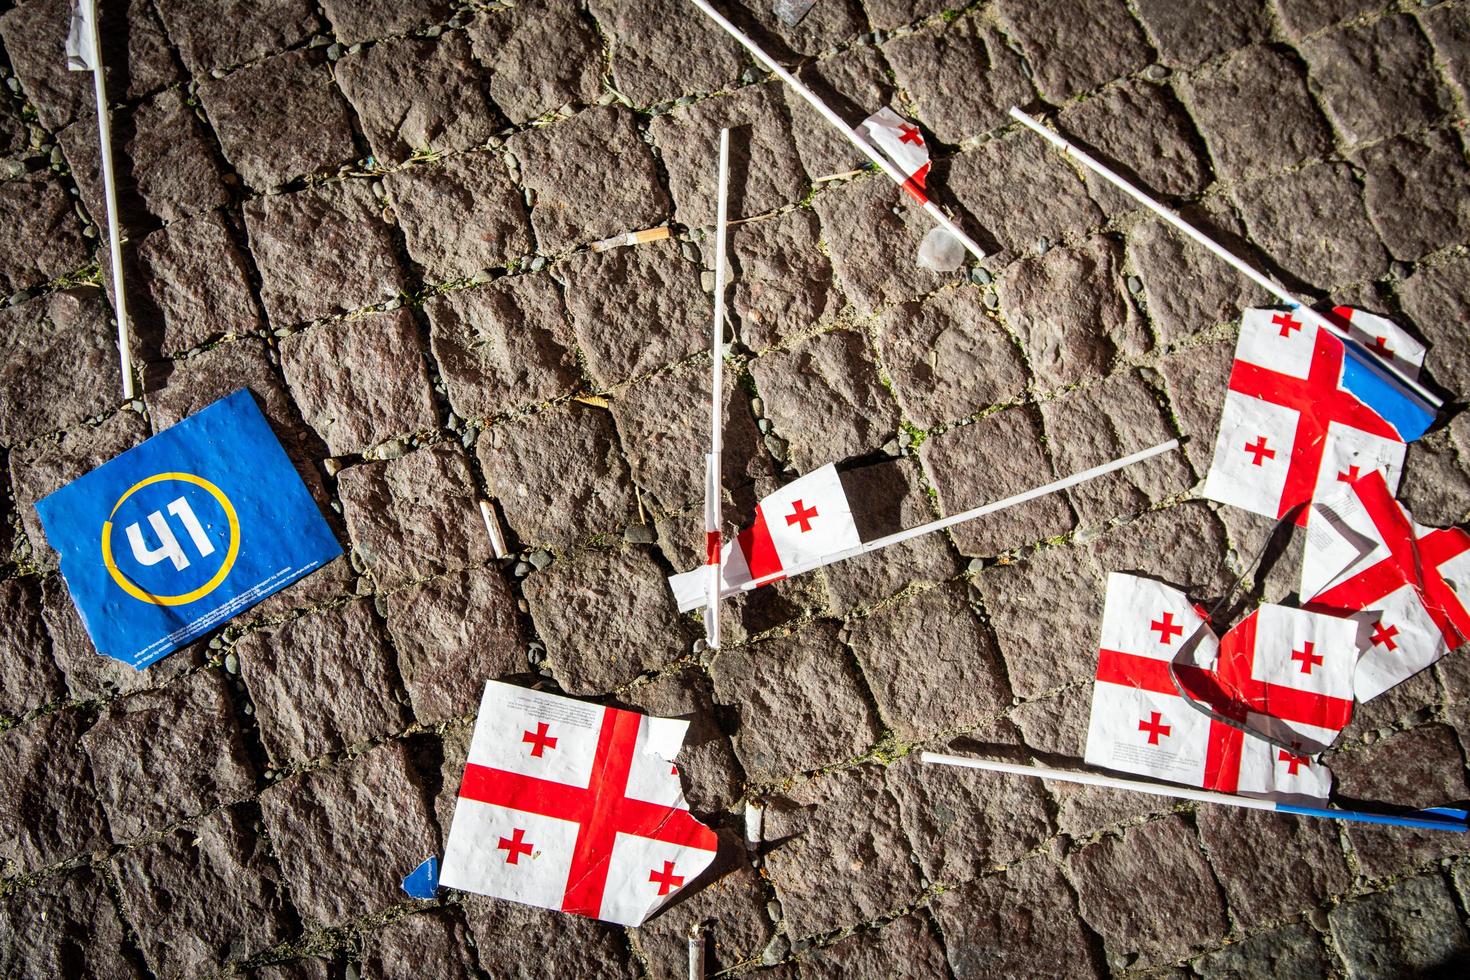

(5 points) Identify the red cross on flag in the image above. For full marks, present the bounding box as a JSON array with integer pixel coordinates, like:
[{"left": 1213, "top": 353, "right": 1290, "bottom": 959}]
[
  {"left": 1084, "top": 574, "right": 1357, "bottom": 801},
  {"left": 856, "top": 107, "right": 931, "bottom": 204},
  {"left": 668, "top": 463, "right": 860, "bottom": 612},
  {"left": 439, "top": 681, "right": 718, "bottom": 925},
  {"left": 1202, "top": 307, "right": 1434, "bottom": 526},
  {"left": 1301, "top": 469, "right": 1470, "bottom": 702}
]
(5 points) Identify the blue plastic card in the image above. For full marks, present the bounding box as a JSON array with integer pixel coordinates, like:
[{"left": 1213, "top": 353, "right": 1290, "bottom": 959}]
[{"left": 36, "top": 389, "right": 342, "bottom": 668}]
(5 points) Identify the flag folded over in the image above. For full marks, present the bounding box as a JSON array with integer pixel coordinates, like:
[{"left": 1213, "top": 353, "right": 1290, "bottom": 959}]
[
  {"left": 1084, "top": 573, "right": 1357, "bottom": 801},
  {"left": 857, "top": 107, "right": 931, "bottom": 204},
  {"left": 1302, "top": 470, "right": 1470, "bottom": 702},
  {"left": 65, "top": 0, "right": 97, "bottom": 71},
  {"left": 1202, "top": 307, "right": 1435, "bottom": 526},
  {"left": 440, "top": 681, "right": 719, "bottom": 926},
  {"left": 669, "top": 463, "right": 860, "bottom": 612}
]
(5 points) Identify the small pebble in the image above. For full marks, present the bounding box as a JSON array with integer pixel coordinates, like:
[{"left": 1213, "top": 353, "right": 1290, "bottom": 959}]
[
  {"left": 326, "top": 43, "right": 342, "bottom": 60},
  {"left": 1145, "top": 64, "right": 1168, "bottom": 81},
  {"left": 969, "top": 266, "right": 992, "bottom": 285},
  {"left": 982, "top": 290, "right": 1000, "bottom": 310},
  {"left": 757, "top": 418, "right": 771, "bottom": 434},
  {"left": 529, "top": 256, "right": 548, "bottom": 272},
  {"left": 424, "top": 24, "right": 444, "bottom": 38},
  {"left": 1036, "top": 236, "right": 1053, "bottom": 255},
  {"left": 624, "top": 523, "right": 656, "bottom": 544},
  {"left": 750, "top": 396, "right": 764, "bottom": 416},
  {"left": 1126, "top": 275, "right": 1143, "bottom": 295},
  {"left": 529, "top": 549, "right": 553, "bottom": 570},
  {"left": 224, "top": 652, "right": 239, "bottom": 675},
  {"left": 513, "top": 561, "right": 532, "bottom": 578},
  {"left": 761, "top": 936, "right": 790, "bottom": 966}
]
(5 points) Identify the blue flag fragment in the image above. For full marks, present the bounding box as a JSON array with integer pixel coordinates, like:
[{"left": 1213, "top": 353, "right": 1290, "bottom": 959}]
[
  {"left": 402, "top": 856, "right": 440, "bottom": 899},
  {"left": 35, "top": 389, "right": 342, "bottom": 669}
]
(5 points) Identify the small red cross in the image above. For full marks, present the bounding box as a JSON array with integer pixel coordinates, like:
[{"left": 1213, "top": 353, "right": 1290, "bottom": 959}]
[
  {"left": 522, "top": 722, "right": 558, "bottom": 757},
  {"left": 1278, "top": 748, "right": 1310, "bottom": 775},
  {"left": 1290, "top": 641, "right": 1323, "bottom": 674},
  {"left": 1369, "top": 336, "right": 1394, "bottom": 359},
  {"left": 1272, "top": 312, "right": 1303, "bottom": 337},
  {"left": 1150, "top": 612, "right": 1183, "bottom": 645},
  {"left": 898, "top": 123, "right": 923, "bottom": 145},
  {"left": 1371, "top": 621, "right": 1400, "bottom": 650},
  {"left": 498, "top": 828, "right": 534, "bottom": 864},
  {"left": 1138, "top": 711, "right": 1171, "bottom": 745},
  {"left": 649, "top": 859, "right": 685, "bottom": 896},
  {"left": 1244, "top": 436, "right": 1276, "bottom": 466},
  {"left": 1338, "top": 464, "right": 1361, "bottom": 483},
  {"left": 786, "top": 499, "right": 818, "bottom": 533}
]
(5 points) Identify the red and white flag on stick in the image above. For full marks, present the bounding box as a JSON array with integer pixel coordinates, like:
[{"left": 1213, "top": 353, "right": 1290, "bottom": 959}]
[
  {"left": 701, "top": 128, "right": 732, "bottom": 651},
  {"left": 668, "top": 440, "right": 1182, "bottom": 612},
  {"left": 1084, "top": 574, "right": 1357, "bottom": 801},
  {"left": 856, "top": 107, "right": 931, "bottom": 205},
  {"left": 1302, "top": 470, "right": 1470, "bottom": 702},
  {"left": 1202, "top": 307, "right": 1434, "bottom": 526},
  {"left": 440, "top": 682, "right": 719, "bottom": 925}
]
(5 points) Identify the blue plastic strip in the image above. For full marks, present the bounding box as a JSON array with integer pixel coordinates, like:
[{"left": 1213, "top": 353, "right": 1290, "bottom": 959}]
[
  {"left": 402, "top": 856, "right": 440, "bottom": 899},
  {"left": 1340, "top": 349, "right": 1437, "bottom": 442},
  {"left": 1277, "top": 803, "right": 1468, "bottom": 833}
]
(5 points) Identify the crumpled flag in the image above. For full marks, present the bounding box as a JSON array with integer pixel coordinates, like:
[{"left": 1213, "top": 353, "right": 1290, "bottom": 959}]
[
  {"left": 439, "top": 681, "right": 718, "bottom": 926},
  {"left": 1303, "top": 468, "right": 1470, "bottom": 703},
  {"left": 1202, "top": 306, "right": 1435, "bottom": 526},
  {"left": 1084, "top": 573, "right": 1358, "bottom": 801}
]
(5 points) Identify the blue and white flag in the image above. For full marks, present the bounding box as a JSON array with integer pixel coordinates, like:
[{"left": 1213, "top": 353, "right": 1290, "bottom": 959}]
[{"left": 36, "top": 389, "right": 342, "bottom": 669}]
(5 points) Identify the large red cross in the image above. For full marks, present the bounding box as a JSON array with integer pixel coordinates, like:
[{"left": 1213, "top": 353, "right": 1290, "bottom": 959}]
[
  {"left": 1338, "top": 465, "right": 1361, "bottom": 483},
  {"left": 1369, "top": 336, "right": 1394, "bottom": 359},
  {"left": 498, "top": 827, "right": 534, "bottom": 864},
  {"left": 898, "top": 123, "right": 923, "bottom": 145},
  {"left": 458, "top": 706, "right": 716, "bottom": 917},
  {"left": 1151, "top": 612, "right": 1183, "bottom": 645},
  {"left": 1228, "top": 329, "right": 1400, "bottom": 525},
  {"left": 1308, "top": 471, "right": 1470, "bottom": 649},
  {"left": 1138, "top": 711, "right": 1172, "bottom": 744},
  {"left": 786, "top": 499, "right": 819, "bottom": 533},
  {"left": 522, "top": 722, "right": 558, "bottom": 757},
  {"left": 1290, "top": 641, "right": 1323, "bottom": 675},
  {"left": 1244, "top": 436, "right": 1276, "bottom": 466},
  {"left": 649, "top": 860, "right": 685, "bottom": 896}
]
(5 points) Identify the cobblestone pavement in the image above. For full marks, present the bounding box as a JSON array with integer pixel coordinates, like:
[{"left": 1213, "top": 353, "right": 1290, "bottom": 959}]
[{"left": 3, "top": 0, "right": 1470, "bottom": 976}]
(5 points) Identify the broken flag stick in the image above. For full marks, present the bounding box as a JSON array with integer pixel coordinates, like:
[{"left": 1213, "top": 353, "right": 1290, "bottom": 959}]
[
  {"left": 921, "top": 753, "right": 1469, "bottom": 833},
  {"left": 688, "top": 0, "right": 984, "bottom": 260},
  {"left": 1007, "top": 107, "right": 1440, "bottom": 413},
  {"left": 67, "top": 0, "right": 134, "bottom": 399},
  {"left": 708, "top": 438, "right": 1181, "bottom": 602},
  {"left": 703, "top": 128, "right": 732, "bottom": 651}
]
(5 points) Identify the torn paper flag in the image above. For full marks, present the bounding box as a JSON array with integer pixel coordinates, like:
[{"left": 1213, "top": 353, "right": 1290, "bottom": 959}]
[
  {"left": 669, "top": 463, "right": 860, "bottom": 612},
  {"left": 857, "top": 107, "right": 931, "bottom": 203},
  {"left": 33, "top": 389, "right": 342, "bottom": 669},
  {"left": 440, "top": 681, "right": 719, "bottom": 926},
  {"left": 65, "top": 0, "right": 97, "bottom": 71},
  {"left": 1084, "top": 573, "right": 1351, "bottom": 800},
  {"left": 1303, "top": 469, "right": 1470, "bottom": 702},
  {"left": 1202, "top": 307, "right": 1436, "bottom": 526}
]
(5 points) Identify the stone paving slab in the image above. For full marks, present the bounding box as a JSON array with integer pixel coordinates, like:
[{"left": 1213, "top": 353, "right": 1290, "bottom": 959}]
[{"left": 4, "top": 0, "right": 1470, "bottom": 977}]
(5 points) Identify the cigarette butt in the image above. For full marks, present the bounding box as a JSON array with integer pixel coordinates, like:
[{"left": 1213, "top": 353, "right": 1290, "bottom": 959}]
[
  {"left": 479, "top": 499, "right": 508, "bottom": 558},
  {"left": 589, "top": 226, "right": 671, "bottom": 251}
]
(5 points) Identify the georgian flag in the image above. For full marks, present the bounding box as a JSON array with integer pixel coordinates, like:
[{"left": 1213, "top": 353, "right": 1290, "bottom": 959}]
[
  {"left": 1302, "top": 470, "right": 1470, "bottom": 702},
  {"left": 668, "top": 463, "right": 860, "bottom": 612},
  {"left": 440, "top": 682, "right": 718, "bottom": 926},
  {"left": 1202, "top": 307, "right": 1434, "bottom": 526},
  {"left": 1084, "top": 574, "right": 1356, "bottom": 801},
  {"left": 857, "top": 107, "right": 931, "bottom": 204},
  {"left": 65, "top": 0, "right": 98, "bottom": 71}
]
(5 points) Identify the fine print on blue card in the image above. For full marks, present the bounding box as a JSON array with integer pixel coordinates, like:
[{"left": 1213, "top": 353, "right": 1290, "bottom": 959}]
[{"left": 35, "top": 389, "right": 342, "bottom": 669}]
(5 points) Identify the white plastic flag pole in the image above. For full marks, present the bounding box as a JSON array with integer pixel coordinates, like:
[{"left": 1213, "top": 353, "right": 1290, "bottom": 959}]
[
  {"left": 716, "top": 438, "right": 1182, "bottom": 599},
  {"left": 1007, "top": 107, "right": 1440, "bottom": 412},
  {"left": 703, "top": 128, "right": 732, "bottom": 651},
  {"left": 73, "top": 0, "right": 134, "bottom": 399},
  {"left": 920, "top": 753, "right": 1469, "bottom": 833},
  {"left": 687, "top": 0, "right": 984, "bottom": 261}
]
